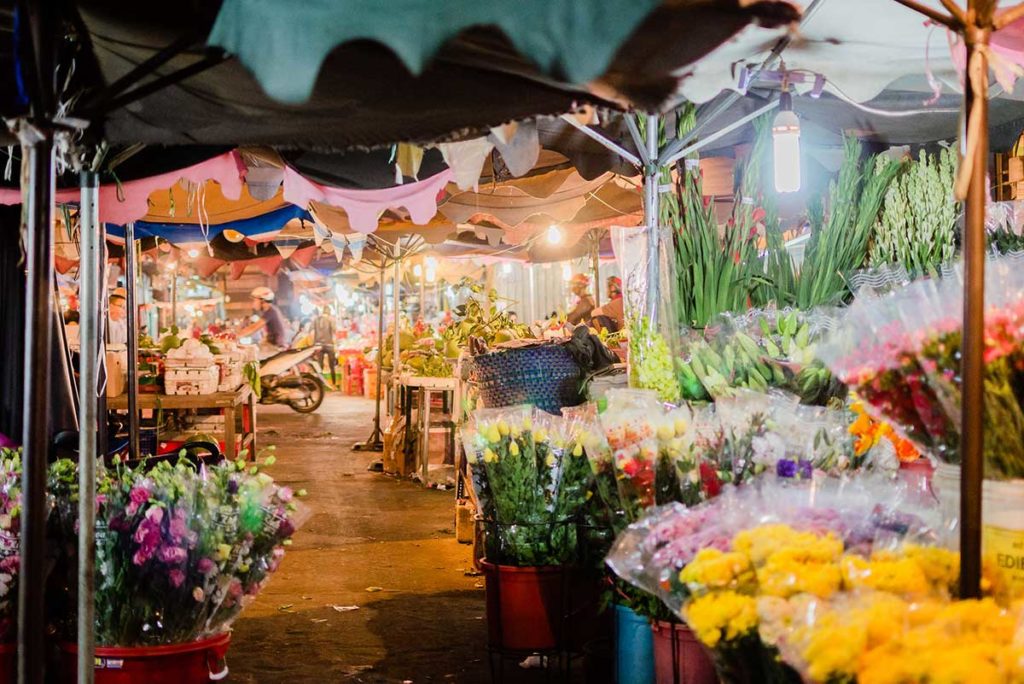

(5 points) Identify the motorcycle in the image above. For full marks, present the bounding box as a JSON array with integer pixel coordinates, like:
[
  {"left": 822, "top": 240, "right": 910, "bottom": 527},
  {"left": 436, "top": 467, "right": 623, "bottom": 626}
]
[{"left": 258, "top": 344, "right": 331, "bottom": 413}]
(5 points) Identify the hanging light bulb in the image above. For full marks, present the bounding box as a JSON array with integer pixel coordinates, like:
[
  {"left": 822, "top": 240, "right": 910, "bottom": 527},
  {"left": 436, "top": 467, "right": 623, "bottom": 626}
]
[
  {"left": 547, "top": 225, "right": 563, "bottom": 244},
  {"left": 501, "top": 262, "right": 512, "bottom": 275},
  {"left": 187, "top": 248, "right": 200, "bottom": 259},
  {"left": 425, "top": 266, "right": 436, "bottom": 283},
  {"left": 413, "top": 264, "right": 423, "bottom": 278},
  {"left": 772, "top": 89, "right": 801, "bottom": 193},
  {"left": 223, "top": 229, "right": 245, "bottom": 243}
]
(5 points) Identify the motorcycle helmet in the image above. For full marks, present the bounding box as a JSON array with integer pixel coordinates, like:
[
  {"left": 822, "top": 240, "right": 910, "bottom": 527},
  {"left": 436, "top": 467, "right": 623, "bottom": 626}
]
[{"left": 250, "top": 286, "right": 275, "bottom": 302}]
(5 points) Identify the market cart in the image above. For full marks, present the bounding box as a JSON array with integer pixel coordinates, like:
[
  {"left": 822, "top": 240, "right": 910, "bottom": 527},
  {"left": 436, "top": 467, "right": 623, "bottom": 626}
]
[{"left": 108, "top": 385, "right": 257, "bottom": 461}]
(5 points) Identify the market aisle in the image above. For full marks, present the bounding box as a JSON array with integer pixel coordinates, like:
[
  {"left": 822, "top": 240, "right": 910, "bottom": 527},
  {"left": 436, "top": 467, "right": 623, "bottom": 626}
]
[{"left": 228, "top": 395, "right": 492, "bottom": 683}]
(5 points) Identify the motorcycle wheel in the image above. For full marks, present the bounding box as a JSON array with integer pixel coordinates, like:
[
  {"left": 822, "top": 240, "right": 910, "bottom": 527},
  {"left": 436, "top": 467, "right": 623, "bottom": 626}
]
[{"left": 288, "top": 372, "right": 326, "bottom": 413}]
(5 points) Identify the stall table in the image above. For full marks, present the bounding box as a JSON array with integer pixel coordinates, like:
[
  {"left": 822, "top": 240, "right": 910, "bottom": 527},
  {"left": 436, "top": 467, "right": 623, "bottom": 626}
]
[
  {"left": 397, "top": 374, "right": 459, "bottom": 484},
  {"left": 108, "top": 385, "right": 257, "bottom": 460}
]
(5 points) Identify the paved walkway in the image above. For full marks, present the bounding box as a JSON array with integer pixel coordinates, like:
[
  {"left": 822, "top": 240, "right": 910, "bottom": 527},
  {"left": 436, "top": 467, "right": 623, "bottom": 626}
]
[{"left": 229, "top": 395, "right": 490, "bottom": 683}]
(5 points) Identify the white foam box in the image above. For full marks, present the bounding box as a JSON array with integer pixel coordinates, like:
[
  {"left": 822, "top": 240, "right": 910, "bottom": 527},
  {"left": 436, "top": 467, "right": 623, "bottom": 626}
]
[{"left": 165, "top": 366, "right": 220, "bottom": 395}]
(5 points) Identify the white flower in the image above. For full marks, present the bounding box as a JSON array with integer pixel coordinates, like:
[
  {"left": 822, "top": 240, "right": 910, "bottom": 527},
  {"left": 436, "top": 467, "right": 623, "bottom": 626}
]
[{"left": 750, "top": 434, "right": 786, "bottom": 467}]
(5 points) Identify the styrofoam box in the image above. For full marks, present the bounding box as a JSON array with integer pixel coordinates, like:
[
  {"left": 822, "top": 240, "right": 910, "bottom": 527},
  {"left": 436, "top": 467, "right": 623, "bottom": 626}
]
[{"left": 165, "top": 366, "right": 219, "bottom": 395}]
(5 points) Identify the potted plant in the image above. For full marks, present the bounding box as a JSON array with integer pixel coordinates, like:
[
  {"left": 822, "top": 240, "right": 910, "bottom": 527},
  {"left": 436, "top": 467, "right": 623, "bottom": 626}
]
[
  {"left": 50, "top": 450, "right": 305, "bottom": 683},
  {"left": 462, "top": 406, "right": 591, "bottom": 652}
]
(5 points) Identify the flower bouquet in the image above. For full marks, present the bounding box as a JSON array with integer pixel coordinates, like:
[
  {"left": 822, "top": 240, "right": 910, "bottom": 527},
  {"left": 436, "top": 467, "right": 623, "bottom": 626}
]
[
  {"left": 49, "top": 452, "right": 307, "bottom": 646},
  {"left": 461, "top": 406, "right": 591, "bottom": 566},
  {"left": 818, "top": 254, "right": 1024, "bottom": 478},
  {"left": 607, "top": 475, "right": 946, "bottom": 682},
  {"left": 0, "top": 451, "right": 20, "bottom": 644}
]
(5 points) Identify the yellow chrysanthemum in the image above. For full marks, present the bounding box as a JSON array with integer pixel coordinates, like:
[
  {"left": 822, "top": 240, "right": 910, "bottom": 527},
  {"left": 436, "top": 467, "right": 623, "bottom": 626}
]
[
  {"left": 680, "top": 548, "right": 755, "bottom": 591},
  {"left": 684, "top": 591, "right": 758, "bottom": 648}
]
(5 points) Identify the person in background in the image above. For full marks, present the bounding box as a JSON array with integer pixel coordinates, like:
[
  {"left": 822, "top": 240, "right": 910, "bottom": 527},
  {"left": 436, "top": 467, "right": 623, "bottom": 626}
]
[
  {"left": 107, "top": 287, "right": 129, "bottom": 344},
  {"left": 240, "top": 286, "right": 289, "bottom": 355},
  {"left": 591, "top": 276, "right": 624, "bottom": 332},
  {"left": 566, "top": 273, "right": 595, "bottom": 325},
  {"left": 313, "top": 306, "right": 338, "bottom": 383}
]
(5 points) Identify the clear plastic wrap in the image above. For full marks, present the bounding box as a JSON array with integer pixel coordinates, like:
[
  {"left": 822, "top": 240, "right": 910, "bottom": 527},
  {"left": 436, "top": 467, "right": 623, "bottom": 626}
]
[
  {"left": 47, "top": 454, "right": 308, "bottom": 646},
  {"left": 461, "top": 405, "right": 592, "bottom": 565},
  {"left": 817, "top": 253, "right": 1024, "bottom": 477},
  {"left": 677, "top": 308, "right": 846, "bottom": 406}
]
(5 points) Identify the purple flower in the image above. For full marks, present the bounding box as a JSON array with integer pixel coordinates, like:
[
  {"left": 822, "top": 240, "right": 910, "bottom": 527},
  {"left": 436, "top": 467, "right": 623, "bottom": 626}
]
[
  {"left": 168, "top": 569, "right": 185, "bottom": 588},
  {"left": 157, "top": 546, "right": 187, "bottom": 565},
  {"left": 776, "top": 459, "right": 797, "bottom": 478},
  {"left": 168, "top": 508, "right": 194, "bottom": 546},
  {"left": 227, "top": 478, "right": 239, "bottom": 495},
  {"left": 197, "top": 557, "right": 216, "bottom": 575},
  {"left": 798, "top": 459, "right": 813, "bottom": 479}
]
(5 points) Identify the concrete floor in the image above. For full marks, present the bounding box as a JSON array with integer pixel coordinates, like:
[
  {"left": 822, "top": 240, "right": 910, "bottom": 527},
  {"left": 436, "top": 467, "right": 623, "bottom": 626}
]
[{"left": 227, "top": 395, "right": 532, "bottom": 683}]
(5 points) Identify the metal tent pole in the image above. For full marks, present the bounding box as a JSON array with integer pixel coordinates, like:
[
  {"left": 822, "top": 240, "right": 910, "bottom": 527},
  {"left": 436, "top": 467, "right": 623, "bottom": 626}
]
[
  {"left": 353, "top": 260, "right": 386, "bottom": 452},
  {"left": 125, "top": 223, "right": 140, "bottom": 458},
  {"left": 643, "top": 113, "right": 661, "bottom": 322},
  {"left": 77, "top": 171, "right": 100, "bottom": 684},
  {"left": 18, "top": 127, "right": 54, "bottom": 684},
  {"left": 391, "top": 243, "right": 401, "bottom": 414},
  {"left": 591, "top": 235, "right": 601, "bottom": 307}
]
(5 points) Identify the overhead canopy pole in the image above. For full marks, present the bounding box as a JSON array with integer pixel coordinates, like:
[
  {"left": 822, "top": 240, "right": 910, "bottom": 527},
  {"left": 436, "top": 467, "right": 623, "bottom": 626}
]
[
  {"left": 353, "top": 253, "right": 387, "bottom": 452},
  {"left": 125, "top": 223, "right": 141, "bottom": 458},
  {"left": 77, "top": 171, "right": 100, "bottom": 684}
]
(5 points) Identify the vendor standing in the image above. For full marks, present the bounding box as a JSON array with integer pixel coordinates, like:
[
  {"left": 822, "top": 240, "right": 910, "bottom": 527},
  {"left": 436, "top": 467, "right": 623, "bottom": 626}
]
[
  {"left": 566, "top": 273, "right": 596, "bottom": 326},
  {"left": 591, "top": 276, "right": 624, "bottom": 332},
  {"left": 107, "top": 287, "right": 129, "bottom": 344},
  {"left": 240, "top": 287, "right": 289, "bottom": 355}
]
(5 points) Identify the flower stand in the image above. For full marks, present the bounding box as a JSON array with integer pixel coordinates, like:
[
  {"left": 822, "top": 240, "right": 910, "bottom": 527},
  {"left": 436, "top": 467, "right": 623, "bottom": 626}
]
[{"left": 60, "top": 632, "right": 230, "bottom": 684}]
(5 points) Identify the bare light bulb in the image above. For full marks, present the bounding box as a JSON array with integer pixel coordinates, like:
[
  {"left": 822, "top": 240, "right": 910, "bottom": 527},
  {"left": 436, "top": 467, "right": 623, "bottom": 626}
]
[
  {"left": 772, "top": 92, "right": 801, "bottom": 193},
  {"left": 547, "top": 225, "right": 563, "bottom": 244}
]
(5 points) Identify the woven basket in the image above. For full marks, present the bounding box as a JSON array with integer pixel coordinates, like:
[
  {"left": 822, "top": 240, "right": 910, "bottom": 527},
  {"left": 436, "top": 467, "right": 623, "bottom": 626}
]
[{"left": 471, "top": 343, "right": 583, "bottom": 414}]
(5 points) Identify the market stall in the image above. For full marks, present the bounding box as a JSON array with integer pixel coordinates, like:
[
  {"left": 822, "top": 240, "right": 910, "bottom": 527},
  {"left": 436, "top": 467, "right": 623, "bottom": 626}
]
[{"left": 6, "top": 0, "right": 1024, "bottom": 682}]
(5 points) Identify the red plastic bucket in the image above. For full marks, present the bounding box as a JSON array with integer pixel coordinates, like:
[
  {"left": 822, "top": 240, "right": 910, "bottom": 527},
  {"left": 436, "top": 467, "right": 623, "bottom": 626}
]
[
  {"left": 482, "top": 560, "right": 566, "bottom": 651},
  {"left": 60, "top": 632, "right": 230, "bottom": 684},
  {"left": 0, "top": 642, "right": 13, "bottom": 684},
  {"left": 651, "top": 621, "right": 718, "bottom": 684}
]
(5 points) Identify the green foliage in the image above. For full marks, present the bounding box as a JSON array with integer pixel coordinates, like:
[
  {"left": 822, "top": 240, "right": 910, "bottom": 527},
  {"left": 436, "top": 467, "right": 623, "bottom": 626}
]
[
  {"left": 791, "top": 137, "right": 903, "bottom": 309},
  {"left": 871, "top": 147, "right": 958, "bottom": 275}
]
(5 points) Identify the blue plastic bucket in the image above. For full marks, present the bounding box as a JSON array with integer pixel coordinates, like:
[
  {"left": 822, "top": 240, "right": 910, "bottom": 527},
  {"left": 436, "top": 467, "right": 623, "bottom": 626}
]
[{"left": 615, "top": 604, "right": 655, "bottom": 684}]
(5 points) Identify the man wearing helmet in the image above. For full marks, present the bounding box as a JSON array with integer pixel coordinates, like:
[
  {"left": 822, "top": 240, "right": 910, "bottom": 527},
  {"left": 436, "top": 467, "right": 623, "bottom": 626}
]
[
  {"left": 566, "top": 273, "right": 595, "bottom": 326},
  {"left": 241, "top": 286, "right": 289, "bottom": 352},
  {"left": 591, "top": 275, "right": 624, "bottom": 332}
]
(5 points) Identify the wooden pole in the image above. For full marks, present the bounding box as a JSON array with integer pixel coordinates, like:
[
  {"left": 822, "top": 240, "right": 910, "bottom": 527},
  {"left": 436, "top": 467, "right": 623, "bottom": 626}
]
[{"left": 959, "top": 0, "right": 995, "bottom": 600}]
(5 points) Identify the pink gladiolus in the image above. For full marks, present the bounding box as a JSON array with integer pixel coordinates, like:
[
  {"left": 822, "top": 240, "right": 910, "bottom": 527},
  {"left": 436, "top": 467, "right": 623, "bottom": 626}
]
[{"left": 168, "top": 569, "right": 185, "bottom": 588}]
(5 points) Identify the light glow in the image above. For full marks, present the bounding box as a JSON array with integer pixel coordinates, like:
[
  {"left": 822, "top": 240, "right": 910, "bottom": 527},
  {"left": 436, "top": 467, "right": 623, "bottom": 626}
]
[
  {"left": 187, "top": 248, "right": 200, "bottom": 258},
  {"left": 562, "top": 263, "right": 572, "bottom": 281},
  {"left": 772, "top": 93, "right": 801, "bottom": 193},
  {"left": 547, "top": 225, "right": 563, "bottom": 244}
]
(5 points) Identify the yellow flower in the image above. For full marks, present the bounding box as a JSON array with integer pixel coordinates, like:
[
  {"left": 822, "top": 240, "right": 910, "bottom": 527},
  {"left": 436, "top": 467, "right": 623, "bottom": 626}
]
[
  {"left": 757, "top": 556, "right": 842, "bottom": 599},
  {"left": 484, "top": 425, "right": 501, "bottom": 444},
  {"left": 841, "top": 555, "right": 929, "bottom": 597},
  {"left": 533, "top": 428, "right": 548, "bottom": 443},
  {"left": 571, "top": 443, "right": 583, "bottom": 458},
  {"left": 522, "top": 415, "right": 532, "bottom": 431},
  {"left": 684, "top": 591, "right": 758, "bottom": 648},
  {"left": 733, "top": 524, "right": 841, "bottom": 567},
  {"left": 674, "top": 418, "right": 688, "bottom": 436},
  {"left": 497, "top": 420, "right": 510, "bottom": 436},
  {"left": 544, "top": 454, "right": 556, "bottom": 468},
  {"left": 483, "top": 447, "right": 498, "bottom": 463},
  {"left": 656, "top": 424, "right": 674, "bottom": 442},
  {"left": 216, "top": 544, "right": 232, "bottom": 561},
  {"left": 680, "top": 548, "right": 755, "bottom": 591},
  {"left": 509, "top": 442, "right": 520, "bottom": 457}
]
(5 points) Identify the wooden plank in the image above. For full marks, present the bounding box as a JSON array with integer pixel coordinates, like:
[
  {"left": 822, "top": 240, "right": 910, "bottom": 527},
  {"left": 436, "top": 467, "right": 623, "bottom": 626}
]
[{"left": 108, "top": 386, "right": 250, "bottom": 410}]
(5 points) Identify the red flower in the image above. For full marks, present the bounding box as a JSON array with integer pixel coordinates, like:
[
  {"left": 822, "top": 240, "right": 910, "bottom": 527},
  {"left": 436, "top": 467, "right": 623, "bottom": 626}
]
[
  {"left": 699, "top": 462, "right": 722, "bottom": 498},
  {"left": 751, "top": 207, "right": 766, "bottom": 223}
]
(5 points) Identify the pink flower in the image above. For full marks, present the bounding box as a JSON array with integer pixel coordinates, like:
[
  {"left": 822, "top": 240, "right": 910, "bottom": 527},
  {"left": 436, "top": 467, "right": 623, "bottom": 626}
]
[
  {"left": 168, "top": 569, "right": 185, "bottom": 588},
  {"left": 192, "top": 587, "right": 205, "bottom": 602},
  {"left": 277, "top": 487, "right": 293, "bottom": 503},
  {"left": 227, "top": 578, "right": 243, "bottom": 599},
  {"left": 197, "top": 557, "right": 216, "bottom": 575},
  {"left": 168, "top": 508, "right": 193, "bottom": 546},
  {"left": 125, "top": 486, "right": 151, "bottom": 517},
  {"left": 157, "top": 546, "right": 187, "bottom": 565}
]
